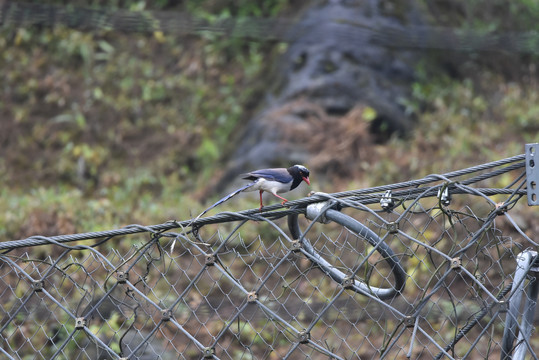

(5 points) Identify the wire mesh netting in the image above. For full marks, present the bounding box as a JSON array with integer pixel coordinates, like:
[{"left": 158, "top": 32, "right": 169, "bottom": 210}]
[{"left": 1, "top": 152, "right": 538, "bottom": 359}]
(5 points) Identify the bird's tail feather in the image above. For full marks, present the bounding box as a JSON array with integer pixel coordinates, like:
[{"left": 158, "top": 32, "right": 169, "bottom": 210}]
[
  {"left": 192, "top": 182, "right": 256, "bottom": 222},
  {"left": 170, "top": 182, "right": 256, "bottom": 253}
]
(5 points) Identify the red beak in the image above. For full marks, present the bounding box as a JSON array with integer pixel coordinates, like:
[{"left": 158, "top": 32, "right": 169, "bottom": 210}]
[{"left": 302, "top": 176, "right": 310, "bottom": 186}]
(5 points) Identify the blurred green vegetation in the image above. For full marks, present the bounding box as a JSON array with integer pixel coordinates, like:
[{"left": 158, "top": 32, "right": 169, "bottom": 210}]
[{"left": 1, "top": 0, "right": 538, "bottom": 242}]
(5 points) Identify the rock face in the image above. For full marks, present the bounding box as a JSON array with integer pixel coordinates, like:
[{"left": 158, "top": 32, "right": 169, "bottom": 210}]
[
  {"left": 217, "top": 0, "right": 422, "bottom": 191},
  {"left": 277, "top": 0, "right": 419, "bottom": 125}
]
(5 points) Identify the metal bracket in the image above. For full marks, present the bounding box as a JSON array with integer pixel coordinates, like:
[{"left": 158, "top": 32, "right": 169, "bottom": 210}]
[
  {"left": 386, "top": 222, "right": 399, "bottom": 234},
  {"left": 437, "top": 186, "right": 451, "bottom": 206},
  {"left": 162, "top": 309, "right": 172, "bottom": 321},
  {"left": 203, "top": 347, "right": 215, "bottom": 359},
  {"left": 380, "top": 190, "right": 395, "bottom": 211},
  {"left": 116, "top": 271, "right": 129, "bottom": 284},
  {"left": 306, "top": 201, "right": 333, "bottom": 224},
  {"left": 404, "top": 315, "right": 416, "bottom": 328},
  {"left": 205, "top": 254, "right": 216, "bottom": 266},
  {"left": 247, "top": 291, "right": 258, "bottom": 303},
  {"left": 498, "top": 300, "right": 508, "bottom": 313},
  {"left": 526, "top": 143, "right": 539, "bottom": 206},
  {"left": 342, "top": 276, "right": 355, "bottom": 289},
  {"left": 450, "top": 257, "right": 461, "bottom": 270},
  {"left": 32, "top": 280, "right": 44, "bottom": 292},
  {"left": 475, "top": 273, "right": 486, "bottom": 285},
  {"left": 290, "top": 240, "right": 302, "bottom": 252},
  {"left": 298, "top": 330, "right": 311, "bottom": 344},
  {"left": 75, "top": 317, "right": 87, "bottom": 330}
]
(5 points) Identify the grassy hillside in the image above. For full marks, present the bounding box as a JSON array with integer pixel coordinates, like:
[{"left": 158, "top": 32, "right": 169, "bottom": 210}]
[{"left": 1, "top": 0, "right": 538, "bottom": 241}]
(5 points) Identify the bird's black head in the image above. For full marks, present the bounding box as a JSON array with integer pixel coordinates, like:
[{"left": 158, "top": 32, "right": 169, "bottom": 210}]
[{"left": 288, "top": 164, "right": 310, "bottom": 190}]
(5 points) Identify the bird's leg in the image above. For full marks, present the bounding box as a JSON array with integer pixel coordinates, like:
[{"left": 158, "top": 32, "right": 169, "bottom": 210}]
[
  {"left": 259, "top": 190, "right": 264, "bottom": 210},
  {"left": 272, "top": 193, "right": 289, "bottom": 205}
]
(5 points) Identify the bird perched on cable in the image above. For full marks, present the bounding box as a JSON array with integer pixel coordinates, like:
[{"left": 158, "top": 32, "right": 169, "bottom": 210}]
[
  {"left": 169, "top": 165, "right": 310, "bottom": 252},
  {"left": 194, "top": 165, "right": 311, "bottom": 220}
]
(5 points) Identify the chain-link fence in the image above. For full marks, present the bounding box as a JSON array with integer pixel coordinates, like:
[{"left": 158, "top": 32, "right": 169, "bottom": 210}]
[{"left": 1, "top": 150, "right": 538, "bottom": 359}]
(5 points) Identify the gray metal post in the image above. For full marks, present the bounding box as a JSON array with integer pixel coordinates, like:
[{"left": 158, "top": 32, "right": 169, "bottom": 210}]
[
  {"left": 501, "top": 250, "right": 539, "bottom": 360},
  {"left": 525, "top": 143, "right": 539, "bottom": 206}
]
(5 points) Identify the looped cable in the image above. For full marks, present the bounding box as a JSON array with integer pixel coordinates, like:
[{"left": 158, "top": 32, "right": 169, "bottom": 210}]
[{"left": 288, "top": 203, "right": 406, "bottom": 300}]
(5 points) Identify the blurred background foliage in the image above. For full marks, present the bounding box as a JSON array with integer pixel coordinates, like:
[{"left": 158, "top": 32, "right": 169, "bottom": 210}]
[{"left": 1, "top": 0, "right": 538, "bottom": 242}]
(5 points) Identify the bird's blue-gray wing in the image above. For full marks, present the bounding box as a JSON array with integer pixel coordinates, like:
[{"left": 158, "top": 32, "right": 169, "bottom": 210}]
[{"left": 242, "top": 168, "right": 291, "bottom": 183}]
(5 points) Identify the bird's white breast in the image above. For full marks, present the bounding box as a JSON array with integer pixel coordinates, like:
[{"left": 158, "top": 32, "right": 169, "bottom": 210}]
[{"left": 246, "top": 178, "right": 292, "bottom": 194}]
